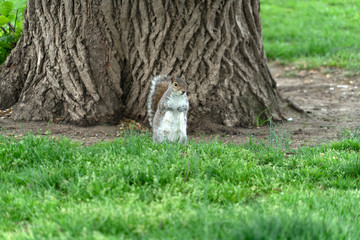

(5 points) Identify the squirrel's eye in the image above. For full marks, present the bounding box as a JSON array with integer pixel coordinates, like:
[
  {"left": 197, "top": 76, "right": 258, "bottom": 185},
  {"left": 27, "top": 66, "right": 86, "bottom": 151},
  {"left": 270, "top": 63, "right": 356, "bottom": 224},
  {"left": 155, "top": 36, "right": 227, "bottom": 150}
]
[{"left": 174, "top": 82, "right": 178, "bottom": 87}]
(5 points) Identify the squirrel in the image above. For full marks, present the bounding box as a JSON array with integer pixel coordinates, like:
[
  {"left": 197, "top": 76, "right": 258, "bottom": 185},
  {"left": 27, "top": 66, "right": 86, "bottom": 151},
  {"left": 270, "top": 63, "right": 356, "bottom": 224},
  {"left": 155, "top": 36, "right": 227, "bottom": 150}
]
[{"left": 147, "top": 75, "right": 189, "bottom": 143}]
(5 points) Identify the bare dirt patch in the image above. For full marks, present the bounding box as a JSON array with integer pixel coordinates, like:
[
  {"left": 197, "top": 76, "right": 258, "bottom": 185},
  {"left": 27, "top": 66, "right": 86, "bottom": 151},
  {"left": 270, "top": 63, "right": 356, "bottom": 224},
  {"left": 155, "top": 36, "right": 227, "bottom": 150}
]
[{"left": 1, "top": 63, "right": 359, "bottom": 146}]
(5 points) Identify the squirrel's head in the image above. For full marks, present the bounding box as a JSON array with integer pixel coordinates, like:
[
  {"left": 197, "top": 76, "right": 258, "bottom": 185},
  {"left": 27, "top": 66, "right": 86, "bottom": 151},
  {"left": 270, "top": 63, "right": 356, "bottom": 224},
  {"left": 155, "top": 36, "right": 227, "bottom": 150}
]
[{"left": 171, "top": 76, "right": 188, "bottom": 96}]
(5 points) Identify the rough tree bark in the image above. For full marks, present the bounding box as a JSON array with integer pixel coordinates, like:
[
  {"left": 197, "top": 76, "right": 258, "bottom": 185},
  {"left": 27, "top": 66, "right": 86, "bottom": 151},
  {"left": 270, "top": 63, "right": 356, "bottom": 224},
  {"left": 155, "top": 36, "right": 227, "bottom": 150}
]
[{"left": 0, "top": 0, "right": 284, "bottom": 130}]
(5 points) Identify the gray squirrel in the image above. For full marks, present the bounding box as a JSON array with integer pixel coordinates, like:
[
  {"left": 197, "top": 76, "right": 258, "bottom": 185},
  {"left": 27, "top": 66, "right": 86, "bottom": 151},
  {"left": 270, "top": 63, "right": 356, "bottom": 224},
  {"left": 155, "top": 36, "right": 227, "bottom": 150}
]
[{"left": 147, "top": 75, "right": 189, "bottom": 143}]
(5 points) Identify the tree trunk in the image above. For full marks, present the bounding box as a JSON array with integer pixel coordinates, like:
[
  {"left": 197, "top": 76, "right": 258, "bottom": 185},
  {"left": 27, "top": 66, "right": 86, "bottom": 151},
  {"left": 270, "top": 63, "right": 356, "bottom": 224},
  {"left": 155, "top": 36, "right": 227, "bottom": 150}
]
[{"left": 0, "top": 0, "right": 284, "bottom": 130}]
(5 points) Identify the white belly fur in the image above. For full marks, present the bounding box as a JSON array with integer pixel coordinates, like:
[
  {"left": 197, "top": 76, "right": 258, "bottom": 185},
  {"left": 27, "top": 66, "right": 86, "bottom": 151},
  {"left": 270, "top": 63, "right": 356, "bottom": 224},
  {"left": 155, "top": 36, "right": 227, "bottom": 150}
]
[
  {"left": 153, "top": 93, "right": 188, "bottom": 143},
  {"left": 158, "top": 111, "right": 187, "bottom": 142}
]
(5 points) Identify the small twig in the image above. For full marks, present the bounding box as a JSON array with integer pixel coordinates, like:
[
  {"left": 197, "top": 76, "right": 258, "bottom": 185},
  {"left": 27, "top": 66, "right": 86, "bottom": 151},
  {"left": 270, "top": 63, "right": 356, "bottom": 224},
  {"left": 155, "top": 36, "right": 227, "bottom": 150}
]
[
  {"left": 7, "top": 22, "right": 15, "bottom": 33},
  {"left": 14, "top": 9, "right": 19, "bottom": 32},
  {"left": 286, "top": 98, "right": 305, "bottom": 113},
  {"left": 286, "top": 98, "right": 311, "bottom": 118},
  {"left": 183, "top": 161, "right": 189, "bottom": 183},
  {"left": 1, "top": 27, "right": 7, "bottom": 34}
]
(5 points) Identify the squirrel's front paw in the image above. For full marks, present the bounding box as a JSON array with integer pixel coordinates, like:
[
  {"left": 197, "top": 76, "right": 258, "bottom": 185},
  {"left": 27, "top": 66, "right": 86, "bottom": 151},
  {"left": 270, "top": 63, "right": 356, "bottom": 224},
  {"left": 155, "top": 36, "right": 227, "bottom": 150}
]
[{"left": 177, "top": 106, "right": 188, "bottom": 112}]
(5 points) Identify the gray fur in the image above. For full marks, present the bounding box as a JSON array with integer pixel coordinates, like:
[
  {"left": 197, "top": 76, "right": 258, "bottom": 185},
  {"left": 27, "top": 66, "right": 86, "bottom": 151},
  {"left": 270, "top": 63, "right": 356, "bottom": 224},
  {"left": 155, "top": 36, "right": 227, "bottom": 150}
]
[
  {"left": 147, "top": 75, "right": 189, "bottom": 143},
  {"left": 147, "top": 75, "right": 169, "bottom": 127}
]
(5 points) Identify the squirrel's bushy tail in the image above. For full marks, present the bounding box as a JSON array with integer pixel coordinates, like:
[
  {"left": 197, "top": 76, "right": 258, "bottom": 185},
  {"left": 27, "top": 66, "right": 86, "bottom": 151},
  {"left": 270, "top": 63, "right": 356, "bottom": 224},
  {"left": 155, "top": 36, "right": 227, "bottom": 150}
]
[{"left": 147, "top": 75, "right": 170, "bottom": 127}]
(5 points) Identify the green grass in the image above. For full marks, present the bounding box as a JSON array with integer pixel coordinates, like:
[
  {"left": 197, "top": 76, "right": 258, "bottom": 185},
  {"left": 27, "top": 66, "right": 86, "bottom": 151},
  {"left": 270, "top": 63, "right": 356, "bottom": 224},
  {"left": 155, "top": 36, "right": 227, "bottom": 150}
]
[
  {"left": 261, "top": 0, "right": 360, "bottom": 70},
  {"left": 1, "top": 131, "right": 360, "bottom": 239}
]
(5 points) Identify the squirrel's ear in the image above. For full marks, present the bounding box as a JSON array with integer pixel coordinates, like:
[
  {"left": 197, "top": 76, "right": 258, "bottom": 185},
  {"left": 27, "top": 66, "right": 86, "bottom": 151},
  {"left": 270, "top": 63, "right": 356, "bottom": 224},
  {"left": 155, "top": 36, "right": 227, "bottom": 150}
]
[{"left": 170, "top": 76, "right": 175, "bottom": 83}]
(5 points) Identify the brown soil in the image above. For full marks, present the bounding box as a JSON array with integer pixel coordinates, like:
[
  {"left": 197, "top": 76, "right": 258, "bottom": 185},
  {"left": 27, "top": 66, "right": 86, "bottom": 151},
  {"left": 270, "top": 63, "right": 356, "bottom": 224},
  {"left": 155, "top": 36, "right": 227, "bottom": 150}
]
[{"left": 1, "top": 63, "right": 359, "bottom": 147}]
